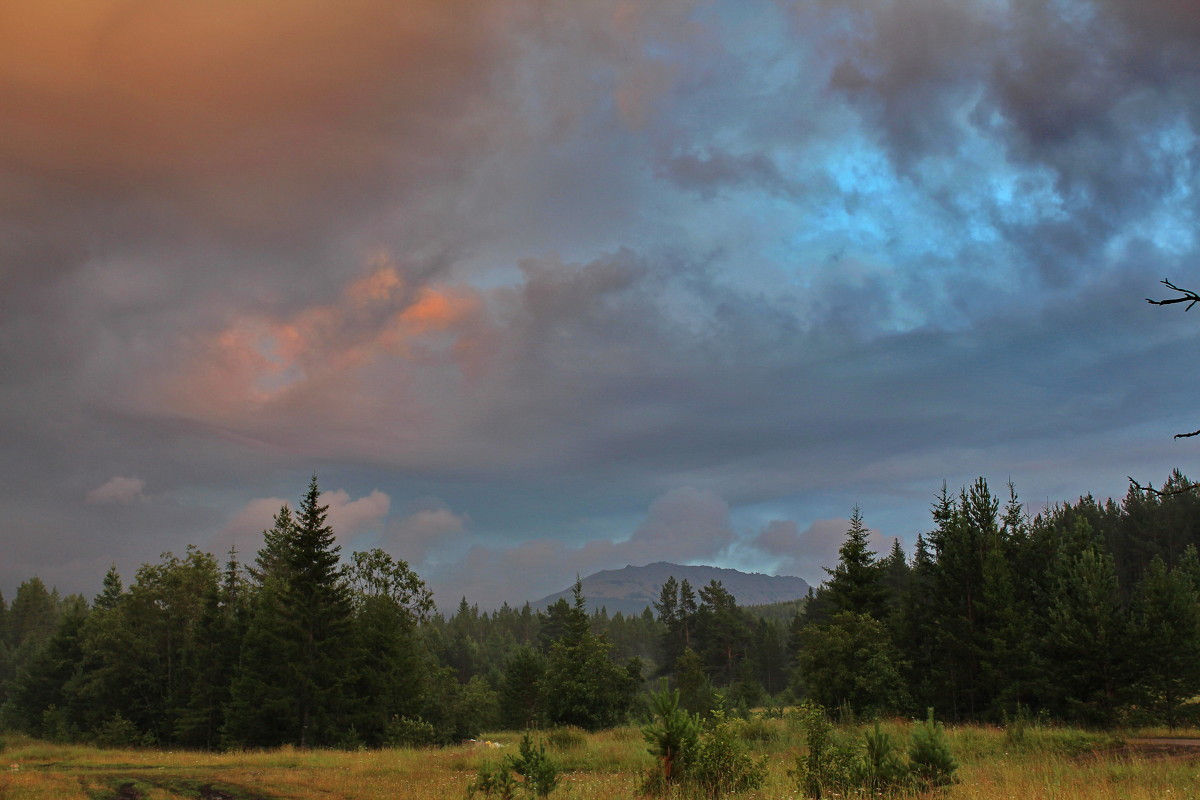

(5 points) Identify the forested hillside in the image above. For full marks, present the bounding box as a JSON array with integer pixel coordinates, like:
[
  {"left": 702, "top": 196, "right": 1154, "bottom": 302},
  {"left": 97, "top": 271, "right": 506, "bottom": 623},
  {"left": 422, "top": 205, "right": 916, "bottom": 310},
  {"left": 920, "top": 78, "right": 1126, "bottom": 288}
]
[{"left": 4, "top": 470, "right": 1200, "bottom": 749}]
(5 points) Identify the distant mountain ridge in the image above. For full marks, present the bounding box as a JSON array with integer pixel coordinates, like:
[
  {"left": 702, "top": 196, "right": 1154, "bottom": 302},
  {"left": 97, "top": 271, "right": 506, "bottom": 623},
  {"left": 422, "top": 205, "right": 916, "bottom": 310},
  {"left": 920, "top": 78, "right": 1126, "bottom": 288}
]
[{"left": 533, "top": 562, "right": 810, "bottom": 616}]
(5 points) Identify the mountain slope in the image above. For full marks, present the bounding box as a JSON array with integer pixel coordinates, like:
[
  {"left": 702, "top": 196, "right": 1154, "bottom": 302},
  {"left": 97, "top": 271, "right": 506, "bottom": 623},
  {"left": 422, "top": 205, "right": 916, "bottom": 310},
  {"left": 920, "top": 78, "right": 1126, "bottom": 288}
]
[{"left": 533, "top": 562, "right": 810, "bottom": 616}]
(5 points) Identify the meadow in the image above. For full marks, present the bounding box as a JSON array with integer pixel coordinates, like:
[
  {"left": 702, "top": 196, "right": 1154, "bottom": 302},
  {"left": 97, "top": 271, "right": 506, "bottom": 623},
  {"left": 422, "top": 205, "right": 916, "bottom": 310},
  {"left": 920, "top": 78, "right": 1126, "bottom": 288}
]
[{"left": 4, "top": 719, "right": 1200, "bottom": 800}]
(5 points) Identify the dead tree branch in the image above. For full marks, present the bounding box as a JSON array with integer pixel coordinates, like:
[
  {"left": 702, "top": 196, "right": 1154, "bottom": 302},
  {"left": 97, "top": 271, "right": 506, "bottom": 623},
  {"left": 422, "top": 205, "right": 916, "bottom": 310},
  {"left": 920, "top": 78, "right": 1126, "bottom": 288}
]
[
  {"left": 1128, "top": 477, "right": 1199, "bottom": 498},
  {"left": 1146, "top": 279, "right": 1200, "bottom": 311},
  {"left": 1127, "top": 279, "right": 1200, "bottom": 495}
]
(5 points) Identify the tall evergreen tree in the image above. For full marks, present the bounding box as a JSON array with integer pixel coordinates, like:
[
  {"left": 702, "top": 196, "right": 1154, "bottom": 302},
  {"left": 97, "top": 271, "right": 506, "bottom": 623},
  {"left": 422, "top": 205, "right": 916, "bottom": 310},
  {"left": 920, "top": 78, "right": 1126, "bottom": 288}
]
[
  {"left": 1129, "top": 554, "right": 1200, "bottom": 727},
  {"left": 694, "top": 580, "right": 751, "bottom": 686},
  {"left": 225, "top": 476, "right": 355, "bottom": 747},
  {"left": 538, "top": 581, "right": 639, "bottom": 730},
  {"left": 1043, "top": 528, "right": 1128, "bottom": 724},
  {"left": 499, "top": 645, "right": 546, "bottom": 729},
  {"left": 823, "top": 507, "right": 887, "bottom": 620}
]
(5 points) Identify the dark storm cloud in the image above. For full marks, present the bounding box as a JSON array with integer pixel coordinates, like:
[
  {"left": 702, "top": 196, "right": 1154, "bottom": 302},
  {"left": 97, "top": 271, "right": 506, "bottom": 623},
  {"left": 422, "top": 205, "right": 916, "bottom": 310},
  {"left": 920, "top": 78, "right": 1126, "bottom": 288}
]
[{"left": 820, "top": 0, "right": 1200, "bottom": 284}]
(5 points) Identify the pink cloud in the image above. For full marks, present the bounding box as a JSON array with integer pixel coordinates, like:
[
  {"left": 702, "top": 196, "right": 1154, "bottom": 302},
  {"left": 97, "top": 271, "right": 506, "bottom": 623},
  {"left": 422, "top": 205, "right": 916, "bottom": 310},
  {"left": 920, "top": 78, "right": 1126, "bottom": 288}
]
[
  {"left": 324, "top": 488, "right": 391, "bottom": 541},
  {"left": 214, "top": 487, "right": 390, "bottom": 557},
  {"left": 215, "top": 496, "right": 289, "bottom": 556},
  {"left": 388, "top": 505, "right": 470, "bottom": 563}
]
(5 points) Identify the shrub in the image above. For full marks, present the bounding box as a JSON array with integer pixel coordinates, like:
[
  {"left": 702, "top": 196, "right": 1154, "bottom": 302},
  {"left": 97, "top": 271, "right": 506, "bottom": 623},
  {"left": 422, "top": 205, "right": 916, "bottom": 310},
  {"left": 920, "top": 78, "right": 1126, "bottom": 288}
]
[
  {"left": 857, "top": 722, "right": 908, "bottom": 792},
  {"left": 545, "top": 726, "right": 586, "bottom": 751},
  {"left": 907, "top": 709, "right": 958, "bottom": 789},
  {"left": 792, "top": 702, "right": 857, "bottom": 799},
  {"left": 688, "top": 713, "right": 768, "bottom": 799},
  {"left": 736, "top": 715, "right": 778, "bottom": 745},
  {"left": 506, "top": 733, "right": 561, "bottom": 798},
  {"left": 642, "top": 683, "right": 766, "bottom": 798},
  {"left": 642, "top": 682, "right": 700, "bottom": 785},
  {"left": 92, "top": 714, "right": 143, "bottom": 749},
  {"left": 383, "top": 715, "right": 437, "bottom": 748},
  {"left": 467, "top": 763, "right": 520, "bottom": 800},
  {"left": 794, "top": 704, "right": 958, "bottom": 798}
]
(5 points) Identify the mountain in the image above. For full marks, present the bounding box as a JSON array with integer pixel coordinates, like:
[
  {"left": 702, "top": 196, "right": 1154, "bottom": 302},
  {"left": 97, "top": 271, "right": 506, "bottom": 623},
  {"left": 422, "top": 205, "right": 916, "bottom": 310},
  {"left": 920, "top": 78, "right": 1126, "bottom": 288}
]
[{"left": 533, "top": 562, "right": 811, "bottom": 616}]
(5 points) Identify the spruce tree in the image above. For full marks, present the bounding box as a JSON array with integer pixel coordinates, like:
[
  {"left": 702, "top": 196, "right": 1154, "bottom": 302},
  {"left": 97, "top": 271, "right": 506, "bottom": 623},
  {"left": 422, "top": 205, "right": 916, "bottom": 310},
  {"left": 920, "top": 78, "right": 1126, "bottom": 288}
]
[
  {"left": 823, "top": 507, "right": 886, "bottom": 620},
  {"left": 225, "top": 476, "right": 355, "bottom": 747},
  {"left": 538, "top": 582, "right": 639, "bottom": 730}
]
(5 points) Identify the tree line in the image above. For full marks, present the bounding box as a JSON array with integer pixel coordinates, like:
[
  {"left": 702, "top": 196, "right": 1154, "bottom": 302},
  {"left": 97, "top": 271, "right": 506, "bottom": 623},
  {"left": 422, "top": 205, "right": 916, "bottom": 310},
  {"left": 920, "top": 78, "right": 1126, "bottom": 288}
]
[{"left": 3, "top": 470, "right": 1200, "bottom": 748}]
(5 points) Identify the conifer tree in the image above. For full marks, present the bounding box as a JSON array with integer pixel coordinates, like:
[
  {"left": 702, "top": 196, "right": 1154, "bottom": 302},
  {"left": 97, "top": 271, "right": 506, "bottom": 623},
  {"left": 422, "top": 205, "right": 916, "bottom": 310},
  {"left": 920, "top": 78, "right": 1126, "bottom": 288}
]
[
  {"left": 538, "top": 581, "right": 638, "bottom": 730},
  {"left": 499, "top": 645, "right": 546, "bottom": 729},
  {"left": 1129, "top": 555, "right": 1200, "bottom": 727},
  {"left": 1043, "top": 529, "right": 1128, "bottom": 724},
  {"left": 823, "top": 507, "right": 886, "bottom": 620},
  {"left": 225, "top": 476, "right": 355, "bottom": 747},
  {"left": 95, "top": 566, "right": 124, "bottom": 611},
  {"left": 177, "top": 549, "right": 247, "bottom": 748}
]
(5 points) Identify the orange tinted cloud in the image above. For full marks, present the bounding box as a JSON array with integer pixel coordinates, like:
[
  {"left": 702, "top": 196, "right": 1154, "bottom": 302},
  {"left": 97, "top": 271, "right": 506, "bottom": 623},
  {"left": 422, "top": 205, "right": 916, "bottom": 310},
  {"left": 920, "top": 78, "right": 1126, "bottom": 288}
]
[{"left": 160, "top": 264, "right": 490, "bottom": 425}]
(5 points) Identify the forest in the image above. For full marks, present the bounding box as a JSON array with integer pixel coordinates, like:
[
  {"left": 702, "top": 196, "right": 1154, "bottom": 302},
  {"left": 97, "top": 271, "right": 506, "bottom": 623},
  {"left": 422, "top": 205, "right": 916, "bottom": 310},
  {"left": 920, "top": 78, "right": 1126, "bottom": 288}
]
[{"left": 3, "top": 469, "right": 1200, "bottom": 751}]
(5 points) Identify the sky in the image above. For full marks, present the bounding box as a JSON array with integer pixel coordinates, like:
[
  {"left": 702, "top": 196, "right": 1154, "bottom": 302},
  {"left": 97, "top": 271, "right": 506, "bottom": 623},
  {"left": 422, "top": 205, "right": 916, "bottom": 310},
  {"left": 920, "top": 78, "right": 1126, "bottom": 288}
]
[{"left": 3, "top": 0, "right": 1199, "bottom": 611}]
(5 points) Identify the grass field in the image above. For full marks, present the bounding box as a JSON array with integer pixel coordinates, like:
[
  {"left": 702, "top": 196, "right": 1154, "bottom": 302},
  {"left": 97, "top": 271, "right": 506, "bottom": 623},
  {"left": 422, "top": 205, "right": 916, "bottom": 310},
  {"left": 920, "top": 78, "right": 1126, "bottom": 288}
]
[{"left": 4, "top": 720, "right": 1200, "bottom": 799}]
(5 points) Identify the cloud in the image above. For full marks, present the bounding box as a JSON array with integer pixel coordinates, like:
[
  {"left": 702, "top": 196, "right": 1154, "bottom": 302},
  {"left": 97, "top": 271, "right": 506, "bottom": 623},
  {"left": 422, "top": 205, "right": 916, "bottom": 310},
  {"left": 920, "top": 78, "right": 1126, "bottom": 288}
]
[
  {"left": 215, "top": 487, "right": 389, "bottom": 557},
  {"left": 425, "top": 485, "right": 734, "bottom": 609},
  {"left": 325, "top": 488, "right": 391, "bottom": 541},
  {"left": 387, "top": 503, "right": 471, "bottom": 563},
  {"left": 752, "top": 516, "right": 892, "bottom": 584},
  {"left": 623, "top": 487, "right": 735, "bottom": 562},
  {"left": 215, "top": 496, "right": 290, "bottom": 556},
  {"left": 85, "top": 476, "right": 147, "bottom": 505}
]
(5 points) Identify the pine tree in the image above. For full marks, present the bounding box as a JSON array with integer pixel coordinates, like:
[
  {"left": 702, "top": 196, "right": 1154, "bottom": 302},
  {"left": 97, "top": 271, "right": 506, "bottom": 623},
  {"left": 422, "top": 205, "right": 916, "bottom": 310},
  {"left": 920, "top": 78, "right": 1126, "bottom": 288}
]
[
  {"left": 1129, "top": 555, "right": 1200, "bottom": 727},
  {"left": 694, "top": 580, "right": 751, "bottom": 686},
  {"left": 1043, "top": 531, "right": 1128, "bottom": 724}
]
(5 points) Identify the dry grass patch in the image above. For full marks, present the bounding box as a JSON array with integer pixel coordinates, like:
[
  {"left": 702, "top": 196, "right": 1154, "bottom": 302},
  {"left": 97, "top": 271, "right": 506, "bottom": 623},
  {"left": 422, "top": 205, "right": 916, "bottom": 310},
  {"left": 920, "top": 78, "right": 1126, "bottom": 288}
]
[{"left": 5, "top": 722, "right": 1200, "bottom": 800}]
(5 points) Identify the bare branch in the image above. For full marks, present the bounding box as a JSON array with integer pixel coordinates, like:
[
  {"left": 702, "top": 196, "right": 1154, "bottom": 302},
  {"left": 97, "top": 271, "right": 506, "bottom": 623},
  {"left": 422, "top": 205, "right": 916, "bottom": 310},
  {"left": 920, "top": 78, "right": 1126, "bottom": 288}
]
[
  {"left": 1144, "top": 279, "right": 1200, "bottom": 439},
  {"left": 1146, "top": 279, "right": 1200, "bottom": 311},
  {"left": 1128, "top": 477, "right": 1200, "bottom": 497}
]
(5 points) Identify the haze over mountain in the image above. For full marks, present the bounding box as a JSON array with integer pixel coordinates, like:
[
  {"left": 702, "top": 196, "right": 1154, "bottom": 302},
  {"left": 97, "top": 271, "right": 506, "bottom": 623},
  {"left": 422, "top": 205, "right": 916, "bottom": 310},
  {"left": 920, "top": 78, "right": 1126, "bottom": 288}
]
[{"left": 533, "top": 562, "right": 811, "bottom": 616}]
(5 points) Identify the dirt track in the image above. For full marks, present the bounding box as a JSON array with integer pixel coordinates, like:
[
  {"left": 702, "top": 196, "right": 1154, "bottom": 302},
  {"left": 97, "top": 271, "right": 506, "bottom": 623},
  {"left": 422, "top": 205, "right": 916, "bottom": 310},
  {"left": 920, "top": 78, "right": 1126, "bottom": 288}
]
[{"left": 1121, "top": 738, "right": 1200, "bottom": 758}]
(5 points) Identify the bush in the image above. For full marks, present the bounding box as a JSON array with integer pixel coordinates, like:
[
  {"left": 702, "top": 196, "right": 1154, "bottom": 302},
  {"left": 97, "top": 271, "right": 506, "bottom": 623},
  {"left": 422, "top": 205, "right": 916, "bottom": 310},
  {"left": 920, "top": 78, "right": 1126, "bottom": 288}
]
[
  {"left": 857, "top": 722, "right": 908, "bottom": 792},
  {"left": 506, "top": 733, "right": 561, "bottom": 798},
  {"left": 688, "top": 713, "right": 768, "bottom": 799},
  {"left": 383, "top": 715, "right": 438, "bottom": 748},
  {"left": 467, "top": 763, "right": 520, "bottom": 800},
  {"left": 792, "top": 702, "right": 857, "bottom": 799},
  {"left": 92, "top": 714, "right": 144, "bottom": 749},
  {"left": 794, "top": 704, "right": 958, "bottom": 798},
  {"left": 736, "top": 715, "right": 779, "bottom": 745},
  {"left": 545, "top": 726, "right": 586, "bottom": 751},
  {"left": 908, "top": 709, "right": 958, "bottom": 789},
  {"left": 642, "top": 683, "right": 766, "bottom": 798}
]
